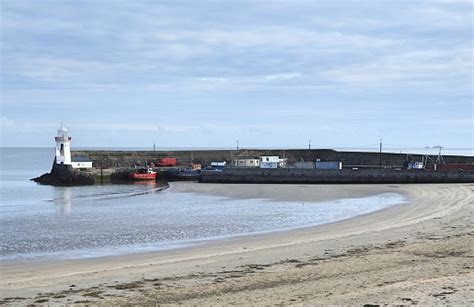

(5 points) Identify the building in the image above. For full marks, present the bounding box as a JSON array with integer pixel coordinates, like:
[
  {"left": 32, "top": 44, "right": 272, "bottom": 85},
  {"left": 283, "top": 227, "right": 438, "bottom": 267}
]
[
  {"left": 72, "top": 156, "right": 93, "bottom": 170},
  {"left": 260, "top": 156, "right": 279, "bottom": 169},
  {"left": 55, "top": 124, "right": 72, "bottom": 165},
  {"left": 294, "top": 161, "right": 315, "bottom": 169},
  {"left": 231, "top": 159, "right": 261, "bottom": 167},
  {"left": 408, "top": 161, "right": 424, "bottom": 170}
]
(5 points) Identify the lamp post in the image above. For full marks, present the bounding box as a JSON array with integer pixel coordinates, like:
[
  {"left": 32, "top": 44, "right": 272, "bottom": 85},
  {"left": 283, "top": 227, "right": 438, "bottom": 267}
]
[{"left": 379, "top": 138, "right": 383, "bottom": 169}]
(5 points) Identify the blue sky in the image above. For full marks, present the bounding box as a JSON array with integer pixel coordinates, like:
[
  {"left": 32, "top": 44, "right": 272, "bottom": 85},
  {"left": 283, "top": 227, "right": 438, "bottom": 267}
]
[{"left": 1, "top": 0, "right": 472, "bottom": 149}]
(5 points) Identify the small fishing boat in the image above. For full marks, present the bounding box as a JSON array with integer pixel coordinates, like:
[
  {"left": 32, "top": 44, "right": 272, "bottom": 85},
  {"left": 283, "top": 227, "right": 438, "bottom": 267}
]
[{"left": 128, "top": 167, "right": 157, "bottom": 180}]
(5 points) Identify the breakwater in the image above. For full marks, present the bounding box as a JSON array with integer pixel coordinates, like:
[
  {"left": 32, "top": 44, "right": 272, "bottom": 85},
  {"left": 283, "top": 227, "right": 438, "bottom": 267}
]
[
  {"left": 72, "top": 149, "right": 474, "bottom": 169},
  {"left": 199, "top": 168, "right": 474, "bottom": 184}
]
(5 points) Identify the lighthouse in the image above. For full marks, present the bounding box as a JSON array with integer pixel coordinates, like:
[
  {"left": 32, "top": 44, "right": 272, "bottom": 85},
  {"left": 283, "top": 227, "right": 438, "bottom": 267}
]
[
  {"left": 31, "top": 124, "right": 95, "bottom": 186},
  {"left": 55, "top": 124, "right": 72, "bottom": 165}
]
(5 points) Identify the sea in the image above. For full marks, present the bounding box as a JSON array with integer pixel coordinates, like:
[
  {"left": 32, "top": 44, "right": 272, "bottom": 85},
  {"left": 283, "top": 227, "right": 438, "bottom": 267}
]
[{"left": 0, "top": 147, "right": 417, "bottom": 262}]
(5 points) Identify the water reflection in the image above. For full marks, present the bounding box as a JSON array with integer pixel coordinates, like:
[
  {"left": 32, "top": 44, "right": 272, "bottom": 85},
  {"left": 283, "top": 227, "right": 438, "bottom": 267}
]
[
  {"left": 54, "top": 187, "right": 72, "bottom": 215},
  {"left": 51, "top": 181, "right": 169, "bottom": 215},
  {"left": 132, "top": 180, "right": 158, "bottom": 187}
]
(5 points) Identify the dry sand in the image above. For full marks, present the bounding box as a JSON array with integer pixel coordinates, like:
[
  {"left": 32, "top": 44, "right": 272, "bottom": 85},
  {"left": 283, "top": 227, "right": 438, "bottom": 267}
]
[{"left": 0, "top": 183, "right": 472, "bottom": 306}]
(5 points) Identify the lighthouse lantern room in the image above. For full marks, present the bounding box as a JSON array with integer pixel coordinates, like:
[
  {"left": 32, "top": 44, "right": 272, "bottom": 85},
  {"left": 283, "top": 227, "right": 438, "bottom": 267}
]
[{"left": 55, "top": 124, "right": 72, "bottom": 165}]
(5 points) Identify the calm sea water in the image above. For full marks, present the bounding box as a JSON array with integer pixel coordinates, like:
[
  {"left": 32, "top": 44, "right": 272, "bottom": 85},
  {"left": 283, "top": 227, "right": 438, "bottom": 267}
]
[{"left": 0, "top": 148, "right": 406, "bottom": 261}]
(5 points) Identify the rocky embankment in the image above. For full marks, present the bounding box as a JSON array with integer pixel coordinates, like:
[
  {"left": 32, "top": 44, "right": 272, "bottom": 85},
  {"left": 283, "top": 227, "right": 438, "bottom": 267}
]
[{"left": 32, "top": 160, "right": 95, "bottom": 186}]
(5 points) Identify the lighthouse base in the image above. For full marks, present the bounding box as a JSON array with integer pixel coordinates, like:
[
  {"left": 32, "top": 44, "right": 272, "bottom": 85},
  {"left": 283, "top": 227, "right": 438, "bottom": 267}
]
[{"left": 32, "top": 159, "right": 95, "bottom": 186}]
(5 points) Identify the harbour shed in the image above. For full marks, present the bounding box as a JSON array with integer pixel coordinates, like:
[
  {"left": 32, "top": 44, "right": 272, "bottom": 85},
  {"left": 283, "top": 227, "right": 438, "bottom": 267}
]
[
  {"left": 294, "top": 161, "right": 315, "bottom": 169},
  {"left": 260, "top": 156, "right": 279, "bottom": 169},
  {"left": 71, "top": 156, "right": 93, "bottom": 169},
  {"left": 232, "top": 159, "right": 261, "bottom": 168}
]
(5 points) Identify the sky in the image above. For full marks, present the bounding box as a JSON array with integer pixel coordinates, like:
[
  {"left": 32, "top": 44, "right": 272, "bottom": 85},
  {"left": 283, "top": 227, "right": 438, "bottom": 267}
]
[{"left": 1, "top": 0, "right": 473, "bottom": 149}]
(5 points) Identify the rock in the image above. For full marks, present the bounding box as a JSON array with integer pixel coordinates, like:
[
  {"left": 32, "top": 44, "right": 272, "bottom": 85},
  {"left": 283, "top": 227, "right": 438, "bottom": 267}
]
[{"left": 31, "top": 158, "right": 95, "bottom": 186}]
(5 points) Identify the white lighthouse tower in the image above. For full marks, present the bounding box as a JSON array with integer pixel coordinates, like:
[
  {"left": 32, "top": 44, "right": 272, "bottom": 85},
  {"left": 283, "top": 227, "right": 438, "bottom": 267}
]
[{"left": 55, "top": 124, "right": 72, "bottom": 165}]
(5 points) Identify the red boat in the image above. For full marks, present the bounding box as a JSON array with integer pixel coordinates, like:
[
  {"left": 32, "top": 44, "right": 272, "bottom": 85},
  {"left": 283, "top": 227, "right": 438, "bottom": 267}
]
[{"left": 128, "top": 168, "right": 157, "bottom": 180}]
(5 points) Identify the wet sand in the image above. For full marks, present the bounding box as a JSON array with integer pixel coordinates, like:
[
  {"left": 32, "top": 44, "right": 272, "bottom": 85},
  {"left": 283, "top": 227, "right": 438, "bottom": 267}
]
[{"left": 0, "top": 183, "right": 472, "bottom": 306}]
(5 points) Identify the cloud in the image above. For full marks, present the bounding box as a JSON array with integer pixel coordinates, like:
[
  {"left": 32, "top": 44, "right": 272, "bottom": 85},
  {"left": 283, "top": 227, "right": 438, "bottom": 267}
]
[
  {"left": 0, "top": 116, "right": 16, "bottom": 130},
  {"left": 410, "top": 4, "right": 472, "bottom": 28},
  {"left": 321, "top": 49, "right": 472, "bottom": 85},
  {"left": 2, "top": 1, "right": 470, "bottom": 92},
  {"left": 0, "top": 116, "right": 54, "bottom": 134},
  {"left": 1, "top": 0, "right": 472, "bottom": 147},
  {"left": 4, "top": 58, "right": 107, "bottom": 82},
  {"left": 151, "top": 28, "right": 399, "bottom": 50},
  {"left": 194, "top": 72, "right": 301, "bottom": 84},
  {"left": 260, "top": 73, "right": 302, "bottom": 81}
]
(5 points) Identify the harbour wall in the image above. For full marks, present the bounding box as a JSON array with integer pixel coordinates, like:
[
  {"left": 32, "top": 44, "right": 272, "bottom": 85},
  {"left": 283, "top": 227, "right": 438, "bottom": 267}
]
[
  {"left": 71, "top": 149, "right": 474, "bottom": 169},
  {"left": 199, "top": 168, "right": 474, "bottom": 184}
]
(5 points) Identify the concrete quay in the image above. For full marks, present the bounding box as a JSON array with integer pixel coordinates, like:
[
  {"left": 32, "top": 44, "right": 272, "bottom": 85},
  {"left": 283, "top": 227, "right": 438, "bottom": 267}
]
[{"left": 199, "top": 168, "right": 474, "bottom": 184}]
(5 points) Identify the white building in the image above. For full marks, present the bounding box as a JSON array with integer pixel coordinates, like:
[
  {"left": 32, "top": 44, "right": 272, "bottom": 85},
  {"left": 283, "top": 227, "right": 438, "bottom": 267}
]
[
  {"left": 232, "top": 159, "right": 261, "bottom": 167},
  {"left": 408, "top": 161, "right": 424, "bottom": 170},
  {"left": 260, "top": 156, "right": 279, "bottom": 169},
  {"left": 260, "top": 156, "right": 279, "bottom": 163},
  {"left": 72, "top": 156, "right": 93, "bottom": 169},
  {"left": 55, "top": 124, "right": 72, "bottom": 165},
  {"left": 294, "top": 161, "right": 315, "bottom": 169}
]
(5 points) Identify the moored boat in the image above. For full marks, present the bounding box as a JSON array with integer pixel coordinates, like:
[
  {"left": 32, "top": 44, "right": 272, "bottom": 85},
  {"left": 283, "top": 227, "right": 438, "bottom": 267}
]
[{"left": 128, "top": 167, "right": 157, "bottom": 180}]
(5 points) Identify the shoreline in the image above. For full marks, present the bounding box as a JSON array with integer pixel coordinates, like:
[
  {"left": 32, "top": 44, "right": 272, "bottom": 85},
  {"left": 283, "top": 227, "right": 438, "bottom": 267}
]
[{"left": 1, "top": 183, "right": 472, "bottom": 305}]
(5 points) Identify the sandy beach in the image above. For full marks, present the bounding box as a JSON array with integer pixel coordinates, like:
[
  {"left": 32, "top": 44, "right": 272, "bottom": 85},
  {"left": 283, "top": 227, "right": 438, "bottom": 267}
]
[{"left": 0, "top": 183, "right": 472, "bottom": 306}]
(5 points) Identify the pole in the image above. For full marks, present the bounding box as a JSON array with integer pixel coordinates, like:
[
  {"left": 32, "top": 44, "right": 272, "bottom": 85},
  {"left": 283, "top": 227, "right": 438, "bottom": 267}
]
[
  {"left": 309, "top": 139, "right": 311, "bottom": 150},
  {"left": 236, "top": 140, "right": 239, "bottom": 151},
  {"left": 379, "top": 138, "right": 382, "bottom": 169}
]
